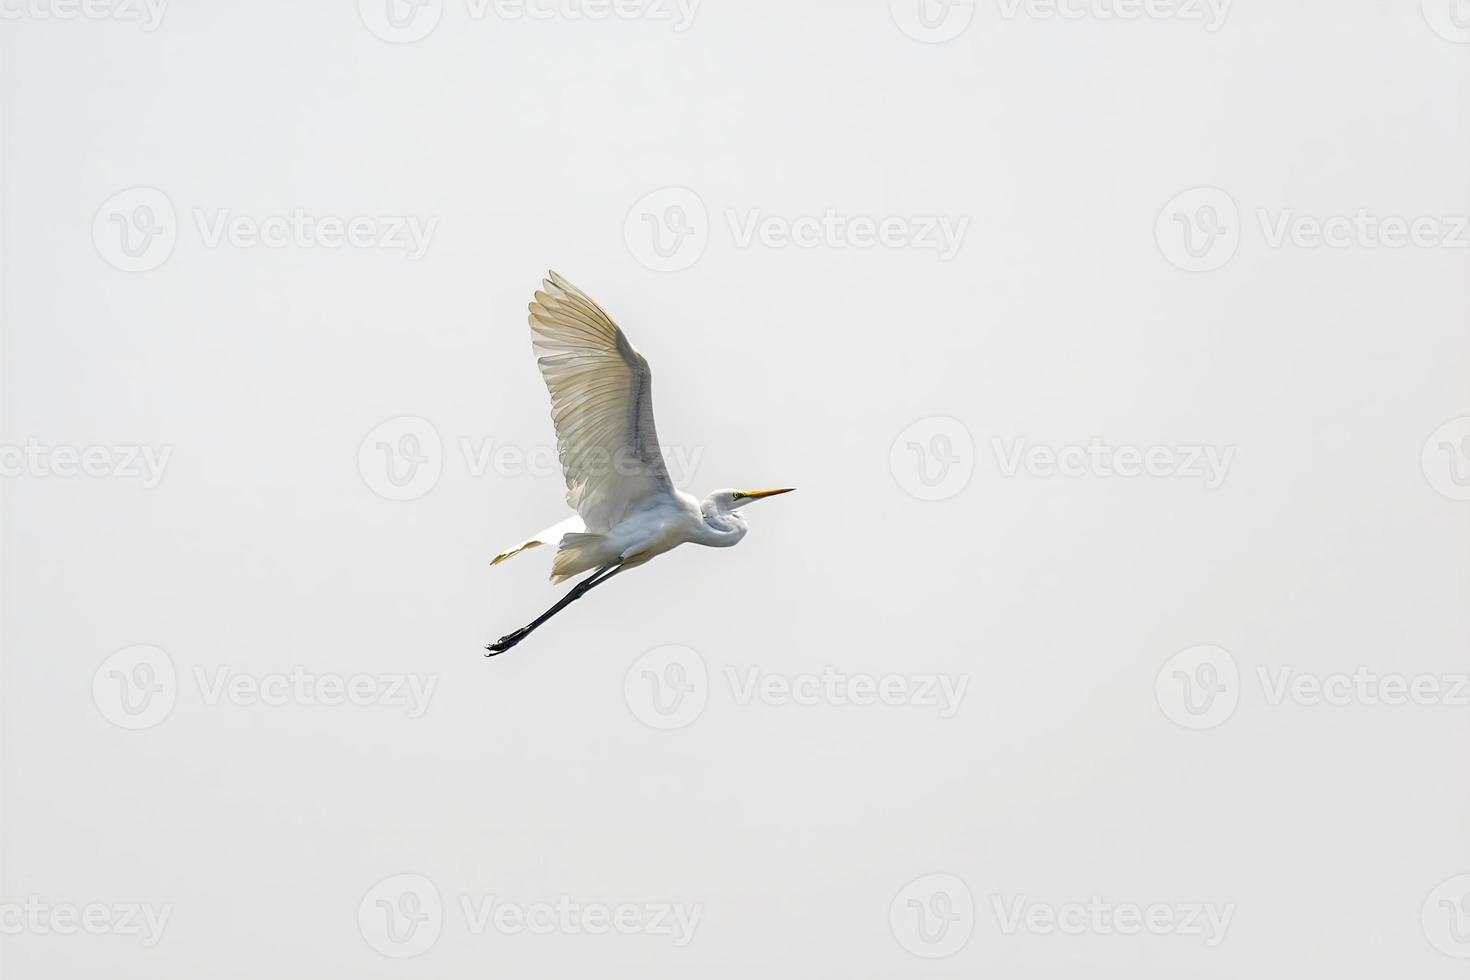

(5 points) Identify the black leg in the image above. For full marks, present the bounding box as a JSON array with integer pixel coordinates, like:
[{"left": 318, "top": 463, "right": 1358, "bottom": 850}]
[{"left": 484, "top": 561, "right": 625, "bottom": 656}]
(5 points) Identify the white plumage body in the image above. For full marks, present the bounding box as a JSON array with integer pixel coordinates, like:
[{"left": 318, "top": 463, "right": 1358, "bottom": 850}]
[
  {"left": 494, "top": 488, "right": 748, "bottom": 583},
  {"left": 485, "top": 271, "right": 791, "bottom": 653}
]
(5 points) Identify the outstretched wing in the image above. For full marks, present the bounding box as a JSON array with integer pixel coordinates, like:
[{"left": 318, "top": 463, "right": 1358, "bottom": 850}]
[{"left": 528, "top": 271, "right": 674, "bottom": 533}]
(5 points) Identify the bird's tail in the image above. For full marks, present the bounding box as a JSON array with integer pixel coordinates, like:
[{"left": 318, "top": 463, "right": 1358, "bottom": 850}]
[
  {"left": 492, "top": 515, "right": 585, "bottom": 568},
  {"left": 490, "top": 539, "right": 545, "bottom": 566},
  {"left": 550, "top": 532, "right": 611, "bottom": 584}
]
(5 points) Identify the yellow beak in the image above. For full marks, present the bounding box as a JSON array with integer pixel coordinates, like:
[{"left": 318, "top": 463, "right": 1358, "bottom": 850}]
[{"left": 736, "top": 488, "right": 795, "bottom": 500}]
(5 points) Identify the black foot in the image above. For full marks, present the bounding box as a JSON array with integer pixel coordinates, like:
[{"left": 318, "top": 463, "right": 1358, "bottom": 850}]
[{"left": 485, "top": 629, "right": 527, "bottom": 656}]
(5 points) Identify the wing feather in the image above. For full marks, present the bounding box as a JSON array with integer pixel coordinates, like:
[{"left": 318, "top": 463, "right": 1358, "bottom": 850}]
[{"left": 528, "top": 272, "right": 673, "bottom": 533}]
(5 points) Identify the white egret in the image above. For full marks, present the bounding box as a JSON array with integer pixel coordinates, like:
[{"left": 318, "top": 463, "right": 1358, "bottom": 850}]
[{"left": 485, "top": 272, "right": 794, "bottom": 655}]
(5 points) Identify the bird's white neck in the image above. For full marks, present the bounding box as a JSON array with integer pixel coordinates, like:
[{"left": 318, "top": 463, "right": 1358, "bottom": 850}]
[{"left": 698, "top": 498, "right": 748, "bottom": 547}]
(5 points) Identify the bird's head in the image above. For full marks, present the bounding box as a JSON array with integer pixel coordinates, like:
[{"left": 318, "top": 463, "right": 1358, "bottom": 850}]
[{"left": 706, "top": 487, "right": 796, "bottom": 514}]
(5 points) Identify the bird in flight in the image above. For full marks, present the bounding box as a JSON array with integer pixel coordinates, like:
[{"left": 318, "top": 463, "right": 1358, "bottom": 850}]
[{"left": 485, "top": 272, "right": 794, "bottom": 655}]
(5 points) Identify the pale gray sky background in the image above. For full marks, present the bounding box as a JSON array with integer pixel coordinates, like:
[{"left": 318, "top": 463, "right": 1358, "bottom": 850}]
[{"left": 2, "top": 1, "right": 1469, "bottom": 976}]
